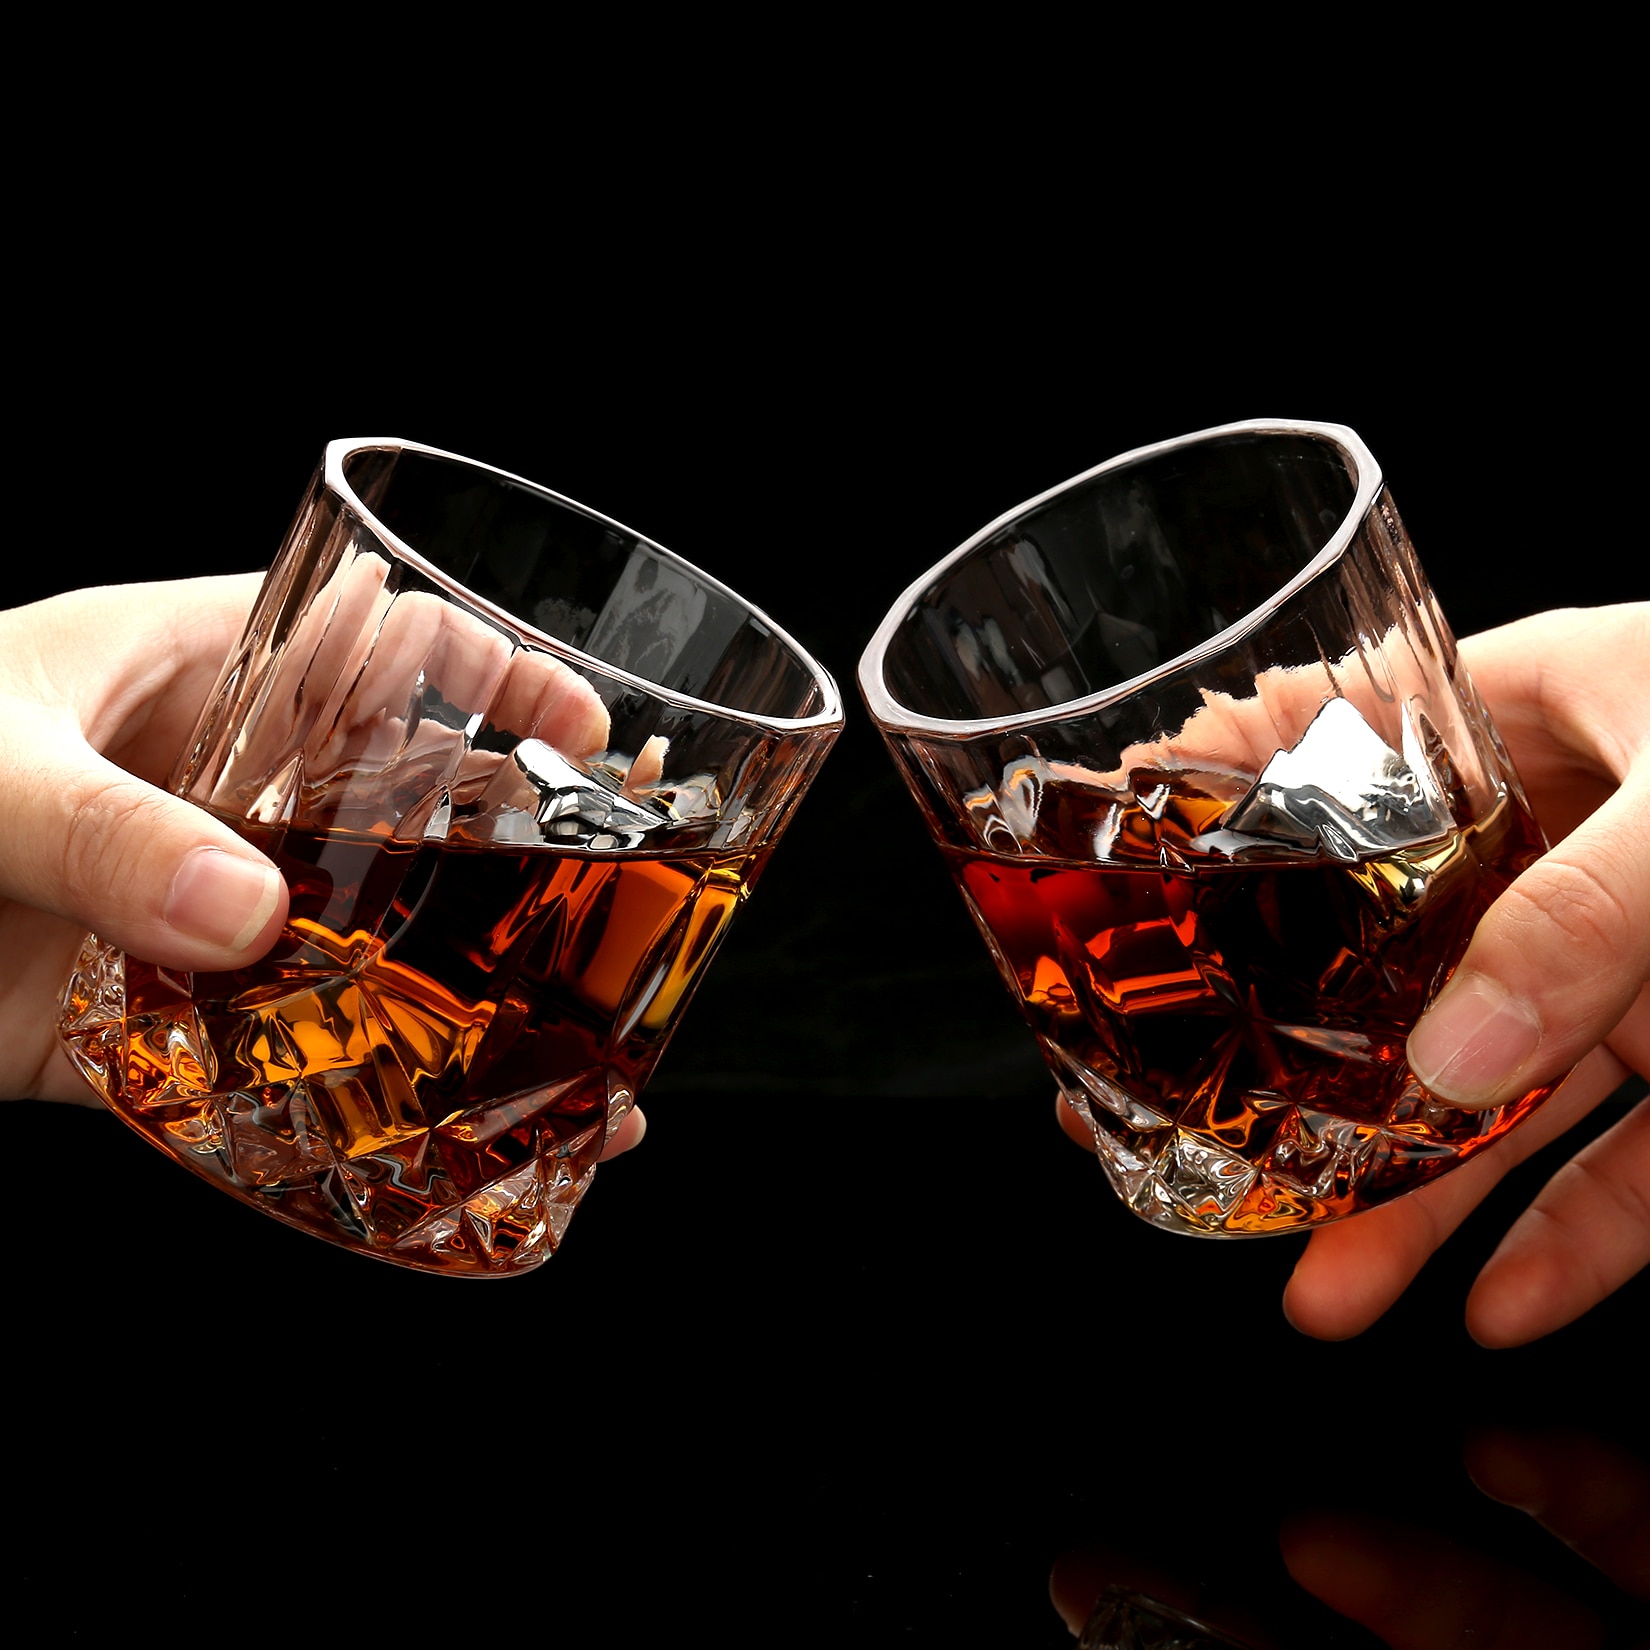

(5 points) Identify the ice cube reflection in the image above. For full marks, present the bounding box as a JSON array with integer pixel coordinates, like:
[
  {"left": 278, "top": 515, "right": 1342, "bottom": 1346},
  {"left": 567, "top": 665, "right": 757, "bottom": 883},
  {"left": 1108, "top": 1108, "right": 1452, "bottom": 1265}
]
[
  {"left": 1219, "top": 696, "right": 1453, "bottom": 862},
  {"left": 960, "top": 695, "right": 1457, "bottom": 871},
  {"left": 458, "top": 738, "right": 674, "bottom": 850}
]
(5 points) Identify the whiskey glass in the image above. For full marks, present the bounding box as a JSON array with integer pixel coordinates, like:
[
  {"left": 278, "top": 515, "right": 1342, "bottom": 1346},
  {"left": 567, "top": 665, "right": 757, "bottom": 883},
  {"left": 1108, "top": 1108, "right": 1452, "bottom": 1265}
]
[
  {"left": 60, "top": 438, "right": 843, "bottom": 1275},
  {"left": 858, "top": 419, "right": 1560, "bottom": 1236}
]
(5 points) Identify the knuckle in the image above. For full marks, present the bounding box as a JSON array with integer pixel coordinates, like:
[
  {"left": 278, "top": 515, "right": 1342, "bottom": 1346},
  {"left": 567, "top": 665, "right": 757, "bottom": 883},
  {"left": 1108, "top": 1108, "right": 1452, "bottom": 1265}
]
[
  {"left": 1522, "top": 1201, "right": 1615, "bottom": 1309},
  {"left": 59, "top": 774, "right": 172, "bottom": 909},
  {"left": 1538, "top": 1147, "right": 1650, "bottom": 1289},
  {"left": 1499, "top": 849, "right": 1636, "bottom": 963},
  {"left": 1570, "top": 1155, "right": 1650, "bottom": 1240},
  {"left": 1522, "top": 606, "right": 1650, "bottom": 767}
]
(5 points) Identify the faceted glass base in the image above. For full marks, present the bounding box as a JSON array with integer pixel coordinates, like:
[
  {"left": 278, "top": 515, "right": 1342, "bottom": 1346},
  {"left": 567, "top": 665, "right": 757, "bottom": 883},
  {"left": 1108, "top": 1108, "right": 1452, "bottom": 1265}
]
[
  {"left": 1061, "top": 1069, "right": 1552, "bottom": 1240},
  {"left": 58, "top": 934, "right": 614, "bottom": 1276},
  {"left": 957, "top": 785, "right": 1557, "bottom": 1237}
]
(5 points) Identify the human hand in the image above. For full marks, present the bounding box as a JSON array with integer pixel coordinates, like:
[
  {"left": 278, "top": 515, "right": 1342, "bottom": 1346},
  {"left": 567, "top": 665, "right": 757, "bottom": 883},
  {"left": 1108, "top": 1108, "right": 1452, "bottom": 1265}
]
[
  {"left": 0, "top": 575, "right": 647, "bottom": 1155},
  {"left": 1282, "top": 603, "right": 1650, "bottom": 1345}
]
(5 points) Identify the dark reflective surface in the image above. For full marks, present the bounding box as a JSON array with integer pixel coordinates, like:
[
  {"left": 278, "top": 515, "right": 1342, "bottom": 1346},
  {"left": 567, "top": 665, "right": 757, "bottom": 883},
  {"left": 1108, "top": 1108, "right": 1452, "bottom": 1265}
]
[
  {"left": 10, "top": 1081, "right": 1646, "bottom": 1643},
  {"left": 11, "top": 303, "right": 1646, "bottom": 1644},
  {"left": 1052, "top": 1413, "right": 1649, "bottom": 1648}
]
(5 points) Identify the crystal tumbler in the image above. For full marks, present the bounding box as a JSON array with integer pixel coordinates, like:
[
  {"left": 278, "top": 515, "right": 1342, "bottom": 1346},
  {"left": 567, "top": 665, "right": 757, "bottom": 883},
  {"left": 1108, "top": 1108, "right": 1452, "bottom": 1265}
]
[
  {"left": 858, "top": 419, "right": 1560, "bottom": 1236},
  {"left": 60, "top": 438, "right": 843, "bottom": 1274}
]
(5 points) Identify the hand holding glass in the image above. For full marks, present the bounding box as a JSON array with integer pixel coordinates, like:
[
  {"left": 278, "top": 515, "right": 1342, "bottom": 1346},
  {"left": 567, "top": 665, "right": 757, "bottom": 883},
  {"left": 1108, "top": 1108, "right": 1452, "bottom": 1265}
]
[
  {"left": 859, "top": 420, "right": 1560, "bottom": 1236},
  {"left": 60, "top": 439, "right": 842, "bottom": 1274}
]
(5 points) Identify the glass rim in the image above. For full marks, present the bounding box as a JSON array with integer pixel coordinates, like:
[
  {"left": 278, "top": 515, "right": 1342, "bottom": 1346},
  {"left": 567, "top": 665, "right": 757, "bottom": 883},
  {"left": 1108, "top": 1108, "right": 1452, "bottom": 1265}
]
[
  {"left": 856, "top": 417, "right": 1382, "bottom": 740},
  {"left": 324, "top": 436, "right": 845, "bottom": 734}
]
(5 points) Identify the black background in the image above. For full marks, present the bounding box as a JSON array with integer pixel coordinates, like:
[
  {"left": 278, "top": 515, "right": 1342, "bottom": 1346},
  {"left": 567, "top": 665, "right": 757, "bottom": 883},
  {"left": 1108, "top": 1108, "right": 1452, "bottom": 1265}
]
[{"left": 7, "top": 220, "right": 1646, "bottom": 1645}]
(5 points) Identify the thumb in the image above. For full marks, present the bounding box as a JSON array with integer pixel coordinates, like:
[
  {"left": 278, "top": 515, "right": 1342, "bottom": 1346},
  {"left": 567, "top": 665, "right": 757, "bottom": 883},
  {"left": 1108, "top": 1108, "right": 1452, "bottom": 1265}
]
[
  {"left": 1407, "top": 773, "right": 1650, "bottom": 1108},
  {"left": 0, "top": 726, "right": 288, "bottom": 972}
]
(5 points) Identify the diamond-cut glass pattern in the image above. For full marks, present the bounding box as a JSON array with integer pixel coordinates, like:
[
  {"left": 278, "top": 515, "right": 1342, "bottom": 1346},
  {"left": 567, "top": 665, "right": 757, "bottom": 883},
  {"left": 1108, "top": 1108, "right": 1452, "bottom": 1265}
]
[
  {"left": 862, "top": 421, "right": 1566, "bottom": 1235},
  {"left": 56, "top": 439, "right": 842, "bottom": 1273},
  {"left": 960, "top": 785, "right": 1555, "bottom": 1235},
  {"left": 60, "top": 822, "right": 756, "bottom": 1274}
]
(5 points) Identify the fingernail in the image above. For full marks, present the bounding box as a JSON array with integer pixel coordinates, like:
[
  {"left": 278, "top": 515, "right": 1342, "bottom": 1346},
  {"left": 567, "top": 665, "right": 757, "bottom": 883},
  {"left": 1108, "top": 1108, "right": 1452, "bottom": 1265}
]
[
  {"left": 1409, "top": 975, "right": 1542, "bottom": 1107},
  {"left": 163, "top": 848, "right": 282, "bottom": 952}
]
